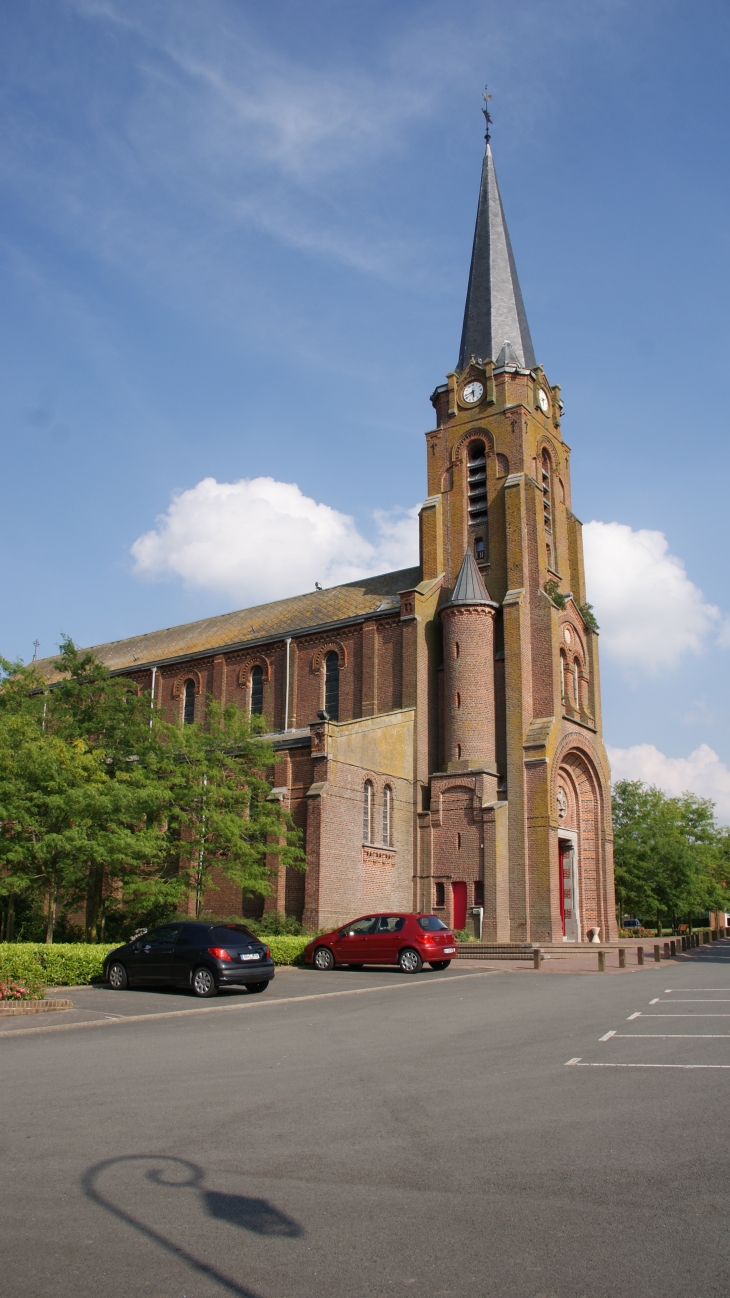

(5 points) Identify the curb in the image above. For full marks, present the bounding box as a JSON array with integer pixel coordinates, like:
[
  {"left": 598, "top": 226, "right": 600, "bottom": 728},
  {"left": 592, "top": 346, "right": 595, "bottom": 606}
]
[{"left": 0, "top": 998, "right": 73, "bottom": 1016}]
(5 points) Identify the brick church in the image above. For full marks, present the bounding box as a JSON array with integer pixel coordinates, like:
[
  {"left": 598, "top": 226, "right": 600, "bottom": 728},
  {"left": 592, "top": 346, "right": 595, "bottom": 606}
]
[{"left": 41, "top": 124, "right": 617, "bottom": 944}]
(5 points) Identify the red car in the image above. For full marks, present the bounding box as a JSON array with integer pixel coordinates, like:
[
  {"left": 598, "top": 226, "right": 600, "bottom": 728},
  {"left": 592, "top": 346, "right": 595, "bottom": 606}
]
[{"left": 304, "top": 913, "right": 457, "bottom": 974}]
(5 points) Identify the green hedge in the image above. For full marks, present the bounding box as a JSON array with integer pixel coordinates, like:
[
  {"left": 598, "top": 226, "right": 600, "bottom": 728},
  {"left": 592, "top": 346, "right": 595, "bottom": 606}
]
[{"left": 0, "top": 936, "right": 310, "bottom": 987}]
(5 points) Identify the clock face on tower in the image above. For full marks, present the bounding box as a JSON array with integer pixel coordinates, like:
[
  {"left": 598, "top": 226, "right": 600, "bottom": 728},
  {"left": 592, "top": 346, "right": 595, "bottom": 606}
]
[
  {"left": 538, "top": 388, "right": 549, "bottom": 414},
  {"left": 461, "top": 380, "right": 484, "bottom": 405}
]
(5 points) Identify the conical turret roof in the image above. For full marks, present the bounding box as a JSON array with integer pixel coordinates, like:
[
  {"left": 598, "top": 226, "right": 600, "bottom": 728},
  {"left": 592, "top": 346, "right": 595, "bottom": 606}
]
[
  {"left": 444, "top": 551, "right": 498, "bottom": 608},
  {"left": 457, "top": 144, "right": 536, "bottom": 372}
]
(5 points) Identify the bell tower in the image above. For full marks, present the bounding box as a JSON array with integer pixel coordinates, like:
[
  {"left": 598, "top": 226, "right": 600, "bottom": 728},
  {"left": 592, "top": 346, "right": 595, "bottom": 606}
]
[{"left": 417, "top": 113, "right": 616, "bottom": 946}]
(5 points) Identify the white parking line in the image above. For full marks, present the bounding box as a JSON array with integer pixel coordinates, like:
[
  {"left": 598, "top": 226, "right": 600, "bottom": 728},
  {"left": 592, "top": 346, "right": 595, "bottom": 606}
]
[
  {"left": 649, "top": 998, "right": 660, "bottom": 1004},
  {"left": 599, "top": 1030, "right": 616, "bottom": 1041},
  {"left": 627, "top": 1012, "right": 641, "bottom": 1019},
  {"left": 664, "top": 989, "right": 730, "bottom": 992},
  {"left": 633, "top": 1013, "right": 730, "bottom": 1018},
  {"left": 658, "top": 999, "right": 730, "bottom": 1003},
  {"left": 566, "top": 1061, "right": 730, "bottom": 1070},
  {"left": 612, "top": 1033, "right": 730, "bottom": 1038}
]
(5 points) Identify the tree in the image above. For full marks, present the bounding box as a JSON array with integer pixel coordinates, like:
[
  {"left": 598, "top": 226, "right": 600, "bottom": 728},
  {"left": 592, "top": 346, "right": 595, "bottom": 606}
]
[
  {"left": 612, "top": 779, "right": 727, "bottom": 931},
  {"left": 160, "top": 701, "right": 304, "bottom": 916}
]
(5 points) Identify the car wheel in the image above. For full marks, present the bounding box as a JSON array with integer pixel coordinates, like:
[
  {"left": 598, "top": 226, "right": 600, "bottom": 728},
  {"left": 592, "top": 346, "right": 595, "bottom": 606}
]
[
  {"left": 192, "top": 966, "right": 217, "bottom": 998},
  {"left": 245, "top": 982, "right": 270, "bottom": 993},
  {"left": 428, "top": 960, "right": 451, "bottom": 971},
  {"left": 398, "top": 948, "right": 423, "bottom": 974},
  {"left": 107, "top": 961, "right": 128, "bottom": 990},
  {"left": 313, "top": 946, "right": 335, "bottom": 971},
  {"left": 348, "top": 963, "right": 364, "bottom": 970}
]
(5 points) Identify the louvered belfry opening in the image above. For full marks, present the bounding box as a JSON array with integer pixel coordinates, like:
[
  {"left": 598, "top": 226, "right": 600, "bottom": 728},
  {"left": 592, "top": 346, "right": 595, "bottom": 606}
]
[
  {"left": 324, "top": 650, "right": 340, "bottom": 720},
  {"left": 467, "top": 441, "right": 488, "bottom": 525}
]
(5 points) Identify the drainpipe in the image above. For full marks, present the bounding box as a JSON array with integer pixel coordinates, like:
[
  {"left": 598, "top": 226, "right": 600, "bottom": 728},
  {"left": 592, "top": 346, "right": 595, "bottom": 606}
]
[
  {"left": 149, "top": 665, "right": 157, "bottom": 729},
  {"left": 284, "top": 637, "right": 292, "bottom": 732}
]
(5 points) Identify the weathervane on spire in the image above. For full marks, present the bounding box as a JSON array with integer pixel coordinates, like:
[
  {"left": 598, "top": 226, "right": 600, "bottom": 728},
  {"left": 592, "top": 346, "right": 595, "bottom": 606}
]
[{"left": 482, "top": 85, "right": 492, "bottom": 143}]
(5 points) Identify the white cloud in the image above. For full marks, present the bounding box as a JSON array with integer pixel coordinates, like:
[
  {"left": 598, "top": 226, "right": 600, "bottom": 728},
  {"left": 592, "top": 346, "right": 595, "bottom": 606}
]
[
  {"left": 131, "top": 475, "right": 419, "bottom": 604},
  {"left": 583, "top": 520, "right": 720, "bottom": 673},
  {"left": 607, "top": 743, "right": 730, "bottom": 823}
]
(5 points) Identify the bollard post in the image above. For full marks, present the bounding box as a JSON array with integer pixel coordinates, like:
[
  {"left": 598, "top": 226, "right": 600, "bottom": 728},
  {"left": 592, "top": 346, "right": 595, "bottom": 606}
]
[
  {"left": 670, "top": 940, "right": 677, "bottom": 957},
  {"left": 654, "top": 945, "right": 661, "bottom": 963},
  {"left": 598, "top": 951, "right": 606, "bottom": 972},
  {"left": 704, "top": 930, "right": 710, "bottom": 944},
  {"left": 713, "top": 929, "right": 718, "bottom": 941},
  {"left": 618, "top": 948, "right": 626, "bottom": 969},
  {"left": 664, "top": 942, "right": 670, "bottom": 959},
  {"left": 637, "top": 946, "right": 644, "bottom": 965},
  {"left": 533, "top": 948, "right": 542, "bottom": 970},
  {"left": 681, "top": 935, "right": 687, "bottom": 951}
]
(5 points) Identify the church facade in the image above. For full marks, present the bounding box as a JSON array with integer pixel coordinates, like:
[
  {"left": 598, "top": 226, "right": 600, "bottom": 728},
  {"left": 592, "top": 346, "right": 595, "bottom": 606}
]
[{"left": 41, "top": 132, "right": 616, "bottom": 944}]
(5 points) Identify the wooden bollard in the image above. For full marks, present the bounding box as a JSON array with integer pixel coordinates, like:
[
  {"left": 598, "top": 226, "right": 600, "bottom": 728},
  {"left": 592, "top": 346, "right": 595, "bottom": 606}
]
[
  {"left": 637, "top": 946, "right": 644, "bottom": 965},
  {"left": 664, "top": 942, "right": 670, "bottom": 959},
  {"left": 533, "top": 948, "right": 542, "bottom": 970},
  {"left": 713, "top": 929, "right": 718, "bottom": 941},
  {"left": 598, "top": 951, "right": 606, "bottom": 972},
  {"left": 618, "top": 948, "right": 626, "bottom": 969},
  {"left": 654, "top": 945, "right": 661, "bottom": 962},
  {"left": 670, "top": 940, "right": 677, "bottom": 957},
  {"left": 681, "top": 936, "right": 687, "bottom": 951}
]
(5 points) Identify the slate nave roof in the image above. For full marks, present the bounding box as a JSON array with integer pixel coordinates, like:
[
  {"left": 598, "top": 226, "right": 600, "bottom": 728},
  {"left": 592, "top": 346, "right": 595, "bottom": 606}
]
[{"left": 33, "top": 567, "right": 422, "bottom": 684}]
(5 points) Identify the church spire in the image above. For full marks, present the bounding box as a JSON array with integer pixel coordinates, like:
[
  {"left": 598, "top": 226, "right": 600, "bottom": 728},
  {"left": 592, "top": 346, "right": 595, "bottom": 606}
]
[{"left": 457, "top": 97, "right": 536, "bottom": 373}]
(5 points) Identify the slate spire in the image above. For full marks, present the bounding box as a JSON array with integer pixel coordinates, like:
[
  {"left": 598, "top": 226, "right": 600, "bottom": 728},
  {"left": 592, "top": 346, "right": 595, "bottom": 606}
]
[
  {"left": 445, "top": 550, "right": 498, "bottom": 608},
  {"left": 457, "top": 136, "right": 537, "bottom": 372}
]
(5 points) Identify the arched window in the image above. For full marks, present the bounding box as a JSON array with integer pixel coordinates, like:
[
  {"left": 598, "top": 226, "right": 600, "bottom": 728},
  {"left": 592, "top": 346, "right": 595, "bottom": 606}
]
[
  {"left": 250, "top": 665, "right": 264, "bottom": 716},
  {"left": 324, "top": 651, "right": 339, "bottom": 720},
  {"left": 559, "top": 652, "right": 566, "bottom": 701},
  {"left": 573, "top": 660, "right": 581, "bottom": 710},
  {"left": 363, "top": 781, "right": 373, "bottom": 844},
  {"left": 382, "top": 785, "right": 393, "bottom": 847},
  {"left": 467, "top": 441, "right": 488, "bottom": 524},
  {"left": 541, "top": 449, "right": 552, "bottom": 534},
  {"left": 183, "top": 679, "right": 196, "bottom": 726}
]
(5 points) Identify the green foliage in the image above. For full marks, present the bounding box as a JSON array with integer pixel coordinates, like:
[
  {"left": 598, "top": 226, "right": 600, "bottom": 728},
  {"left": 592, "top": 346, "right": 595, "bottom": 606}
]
[
  {"left": 262, "top": 936, "right": 309, "bottom": 965},
  {"left": 612, "top": 780, "right": 729, "bottom": 927},
  {"left": 0, "top": 939, "right": 306, "bottom": 984},
  {"left": 544, "top": 579, "right": 567, "bottom": 609},
  {"left": 0, "top": 640, "right": 304, "bottom": 942},
  {"left": 576, "top": 601, "right": 599, "bottom": 633}
]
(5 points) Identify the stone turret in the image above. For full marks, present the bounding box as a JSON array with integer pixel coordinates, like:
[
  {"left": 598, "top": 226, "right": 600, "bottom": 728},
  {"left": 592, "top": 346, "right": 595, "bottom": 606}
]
[{"left": 441, "top": 550, "right": 498, "bottom": 795}]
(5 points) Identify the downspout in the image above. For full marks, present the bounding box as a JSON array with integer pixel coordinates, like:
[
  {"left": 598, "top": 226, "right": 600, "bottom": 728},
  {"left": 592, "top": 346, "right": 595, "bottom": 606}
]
[
  {"left": 149, "top": 665, "right": 157, "bottom": 729},
  {"left": 284, "top": 637, "right": 292, "bottom": 731}
]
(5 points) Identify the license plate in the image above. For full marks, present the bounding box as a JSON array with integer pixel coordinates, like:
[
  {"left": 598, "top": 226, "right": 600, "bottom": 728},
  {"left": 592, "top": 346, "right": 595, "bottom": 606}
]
[
  {"left": 444, "top": 947, "right": 456, "bottom": 954},
  {"left": 240, "top": 953, "right": 259, "bottom": 961}
]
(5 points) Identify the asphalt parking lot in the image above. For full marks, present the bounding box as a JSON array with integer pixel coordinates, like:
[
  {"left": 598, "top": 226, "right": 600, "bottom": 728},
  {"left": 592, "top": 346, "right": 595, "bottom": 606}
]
[{"left": 3, "top": 946, "right": 730, "bottom": 1298}]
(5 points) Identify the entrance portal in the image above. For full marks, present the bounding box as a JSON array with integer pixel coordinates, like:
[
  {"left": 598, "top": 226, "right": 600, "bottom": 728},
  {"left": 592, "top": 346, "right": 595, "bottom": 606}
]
[
  {"left": 452, "top": 881, "right": 467, "bottom": 931},
  {"left": 559, "top": 836, "right": 580, "bottom": 942}
]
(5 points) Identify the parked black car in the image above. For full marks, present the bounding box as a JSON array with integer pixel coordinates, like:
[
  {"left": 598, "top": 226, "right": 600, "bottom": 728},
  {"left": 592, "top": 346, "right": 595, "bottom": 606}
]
[{"left": 103, "top": 922, "right": 275, "bottom": 998}]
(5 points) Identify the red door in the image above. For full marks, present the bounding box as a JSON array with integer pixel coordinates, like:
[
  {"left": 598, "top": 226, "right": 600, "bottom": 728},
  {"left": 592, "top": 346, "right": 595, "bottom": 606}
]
[{"left": 452, "top": 882, "right": 467, "bottom": 931}]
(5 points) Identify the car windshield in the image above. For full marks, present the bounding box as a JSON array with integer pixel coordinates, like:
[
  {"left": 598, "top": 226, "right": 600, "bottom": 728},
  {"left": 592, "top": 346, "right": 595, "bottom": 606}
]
[
  {"left": 417, "top": 915, "right": 449, "bottom": 931},
  {"left": 210, "top": 925, "right": 258, "bottom": 946}
]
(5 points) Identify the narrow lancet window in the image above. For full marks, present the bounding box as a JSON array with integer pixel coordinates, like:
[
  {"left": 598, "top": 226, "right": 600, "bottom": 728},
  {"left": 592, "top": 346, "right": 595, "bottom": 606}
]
[
  {"left": 363, "top": 780, "right": 373, "bottom": 844},
  {"left": 382, "top": 786, "right": 393, "bottom": 847},
  {"left": 542, "top": 450, "right": 552, "bottom": 534},
  {"left": 250, "top": 665, "right": 264, "bottom": 716},
  {"left": 183, "top": 679, "right": 195, "bottom": 725},
  {"left": 324, "top": 651, "right": 339, "bottom": 720}
]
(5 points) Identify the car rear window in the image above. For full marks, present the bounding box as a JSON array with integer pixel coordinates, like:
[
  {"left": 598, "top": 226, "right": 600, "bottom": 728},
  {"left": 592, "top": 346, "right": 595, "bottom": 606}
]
[
  {"left": 417, "top": 915, "right": 449, "bottom": 931},
  {"left": 210, "top": 924, "right": 258, "bottom": 945}
]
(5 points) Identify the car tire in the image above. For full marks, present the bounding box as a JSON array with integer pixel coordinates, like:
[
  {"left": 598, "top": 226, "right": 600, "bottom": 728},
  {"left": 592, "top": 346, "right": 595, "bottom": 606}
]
[
  {"left": 245, "top": 982, "right": 269, "bottom": 993},
  {"left": 313, "top": 946, "right": 335, "bottom": 971},
  {"left": 107, "top": 961, "right": 128, "bottom": 990},
  {"left": 428, "top": 960, "right": 451, "bottom": 971},
  {"left": 192, "top": 966, "right": 217, "bottom": 998},
  {"left": 398, "top": 948, "right": 423, "bottom": 974},
  {"left": 348, "top": 963, "right": 364, "bottom": 970}
]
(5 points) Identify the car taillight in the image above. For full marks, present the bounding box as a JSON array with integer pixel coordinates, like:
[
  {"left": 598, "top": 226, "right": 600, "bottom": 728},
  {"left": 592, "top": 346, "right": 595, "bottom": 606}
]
[
  {"left": 208, "top": 947, "right": 233, "bottom": 961},
  {"left": 262, "top": 946, "right": 270, "bottom": 959}
]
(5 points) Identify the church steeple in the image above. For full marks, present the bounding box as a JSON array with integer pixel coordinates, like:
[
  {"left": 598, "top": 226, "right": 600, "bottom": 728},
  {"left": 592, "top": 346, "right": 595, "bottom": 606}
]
[{"left": 457, "top": 132, "right": 537, "bottom": 372}]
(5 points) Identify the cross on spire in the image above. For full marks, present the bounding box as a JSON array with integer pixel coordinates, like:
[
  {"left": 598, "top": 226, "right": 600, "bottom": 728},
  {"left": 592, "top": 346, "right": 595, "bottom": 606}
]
[{"left": 482, "top": 85, "right": 492, "bottom": 143}]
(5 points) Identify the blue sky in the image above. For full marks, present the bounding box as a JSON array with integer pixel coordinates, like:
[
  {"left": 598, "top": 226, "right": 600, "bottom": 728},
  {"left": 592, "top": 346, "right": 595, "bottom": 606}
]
[{"left": 1, "top": 0, "right": 730, "bottom": 811}]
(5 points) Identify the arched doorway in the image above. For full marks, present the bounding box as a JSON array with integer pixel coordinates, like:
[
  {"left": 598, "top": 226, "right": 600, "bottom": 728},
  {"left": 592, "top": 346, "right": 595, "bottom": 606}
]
[{"left": 556, "top": 751, "right": 603, "bottom": 943}]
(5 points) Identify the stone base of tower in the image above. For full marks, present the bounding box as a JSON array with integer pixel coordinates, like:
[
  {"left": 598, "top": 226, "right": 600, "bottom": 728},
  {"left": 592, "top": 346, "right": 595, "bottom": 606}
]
[{"left": 418, "top": 769, "right": 510, "bottom": 939}]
